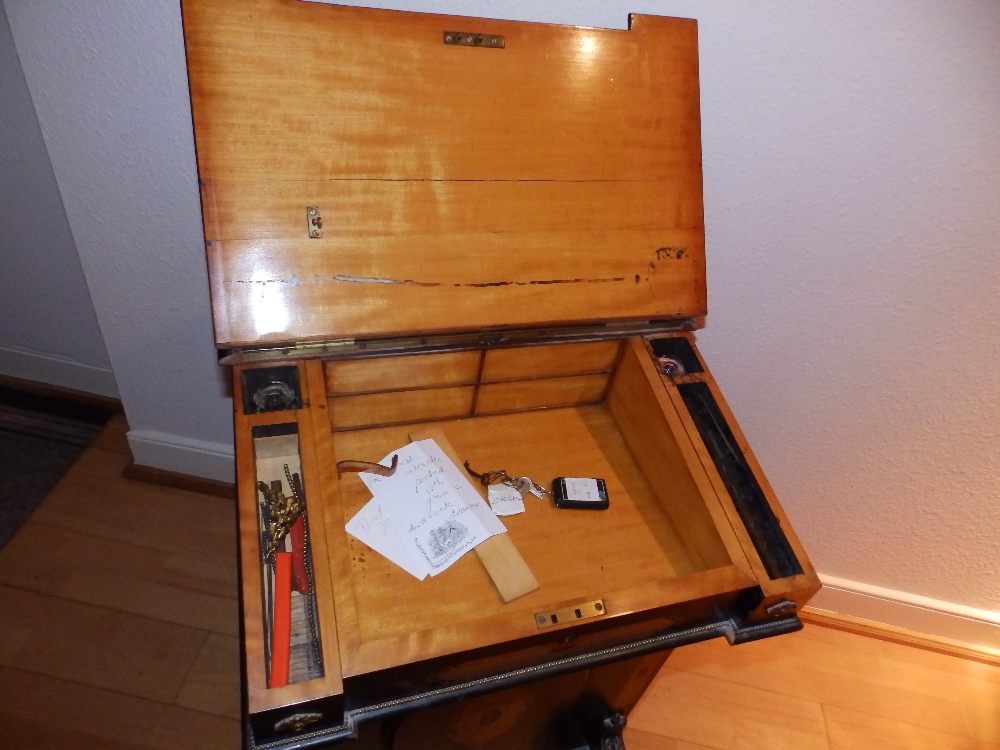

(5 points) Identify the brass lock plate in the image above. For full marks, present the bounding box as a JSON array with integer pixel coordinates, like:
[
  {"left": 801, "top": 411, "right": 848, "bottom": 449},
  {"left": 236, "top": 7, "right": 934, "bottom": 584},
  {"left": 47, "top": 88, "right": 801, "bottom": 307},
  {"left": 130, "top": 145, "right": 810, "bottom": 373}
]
[
  {"left": 534, "top": 599, "right": 605, "bottom": 629},
  {"left": 443, "top": 30, "right": 504, "bottom": 48},
  {"left": 307, "top": 206, "right": 322, "bottom": 238}
]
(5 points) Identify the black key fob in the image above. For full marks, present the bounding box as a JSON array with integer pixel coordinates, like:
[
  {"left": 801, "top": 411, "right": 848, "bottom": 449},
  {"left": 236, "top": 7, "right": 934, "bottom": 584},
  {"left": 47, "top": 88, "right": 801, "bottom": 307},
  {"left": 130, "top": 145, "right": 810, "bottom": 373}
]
[{"left": 552, "top": 477, "right": 609, "bottom": 510}]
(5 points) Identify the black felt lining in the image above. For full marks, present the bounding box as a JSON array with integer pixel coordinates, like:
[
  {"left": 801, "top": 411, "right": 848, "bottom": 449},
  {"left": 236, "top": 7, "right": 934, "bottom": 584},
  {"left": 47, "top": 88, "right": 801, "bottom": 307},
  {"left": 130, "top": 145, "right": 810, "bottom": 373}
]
[{"left": 677, "top": 381, "right": 802, "bottom": 580}]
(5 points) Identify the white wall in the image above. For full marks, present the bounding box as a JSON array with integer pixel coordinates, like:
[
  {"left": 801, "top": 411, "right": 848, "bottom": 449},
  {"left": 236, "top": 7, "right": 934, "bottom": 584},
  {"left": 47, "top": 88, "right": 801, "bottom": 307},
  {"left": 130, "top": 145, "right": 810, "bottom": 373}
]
[
  {"left": 5, "top": 0, "right": 234, "bottom": 480},
  {"left": 312, "top": 1, "right": 1000, "bottom": 621},
  {"left": 0, "top": 4, "right": 117, "bottom": 398},
  {"left": 6, "top": 0, "right": 999, "bottom": 632}
]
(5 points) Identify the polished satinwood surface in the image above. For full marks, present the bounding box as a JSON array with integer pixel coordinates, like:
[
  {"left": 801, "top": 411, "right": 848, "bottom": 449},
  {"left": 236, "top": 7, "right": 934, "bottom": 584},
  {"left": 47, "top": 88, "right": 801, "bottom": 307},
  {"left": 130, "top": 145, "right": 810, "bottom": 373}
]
[
  {"left": 232, "top": 334, "right": 817, "bottom": 714},
  {"left": 181, "top": 0, "right": 706, "bottom": 346},
  {"left": 328, "top": 403, "right": 753, "bottom": 677},
  {"left": 3, "top": 416, "right": 996, "bottom": 749},
  {"left": 329, "top": 385, "right": 476, "bottom": 430},
  {"left": 480, "top": 341, "right": 621, "bottom": 381},
  {"left": 475, "top": 373, "right": 609, "bottom": 413},
  {"left": 310, "top": 333, "right": 765, "bottom": 683},
  {"left": 251, "top": 334, "right": 821, "bottom": 685},
  {"left": 326, "top": 351, "right": 482, "bottom": 395},
  {"left": 325, "top": 341, "right": 623, "bottom": 431}
]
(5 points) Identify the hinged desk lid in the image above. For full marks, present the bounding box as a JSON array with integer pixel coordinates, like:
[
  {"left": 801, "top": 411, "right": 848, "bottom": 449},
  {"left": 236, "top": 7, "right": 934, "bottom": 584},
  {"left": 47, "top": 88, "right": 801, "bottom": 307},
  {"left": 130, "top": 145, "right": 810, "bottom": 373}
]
[{"left": 182, "top": 0, "right": 707, "bottom": 348}]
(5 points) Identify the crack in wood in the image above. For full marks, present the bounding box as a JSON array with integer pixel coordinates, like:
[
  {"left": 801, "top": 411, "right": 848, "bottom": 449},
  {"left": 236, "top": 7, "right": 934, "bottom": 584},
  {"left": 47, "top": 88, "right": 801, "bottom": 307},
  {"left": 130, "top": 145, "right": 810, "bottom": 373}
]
[
  {"left": 228, "top": 275, "right": 302, "bottom": 287},
  {"left": 227, "top": 274, "right": 631, "bottom": 289},
  {"left": 332, "top": 274, "right": 441, "bottom": 287},
  {"left": 333, "top": 276, "right": 627, "bottom": 287},
  {"left": 273, "top": 177, "right": 662, "bottom": 184}
]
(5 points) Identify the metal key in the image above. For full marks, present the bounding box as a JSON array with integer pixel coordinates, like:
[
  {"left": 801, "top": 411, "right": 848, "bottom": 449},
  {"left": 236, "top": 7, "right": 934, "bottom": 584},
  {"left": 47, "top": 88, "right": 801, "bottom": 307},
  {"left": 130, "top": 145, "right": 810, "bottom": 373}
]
[
  {"left": 517, "top": 476, "right": 549, "bottom": 499},
  {"left": 465, "top": 462, "right": 548, "bottom": 499}
]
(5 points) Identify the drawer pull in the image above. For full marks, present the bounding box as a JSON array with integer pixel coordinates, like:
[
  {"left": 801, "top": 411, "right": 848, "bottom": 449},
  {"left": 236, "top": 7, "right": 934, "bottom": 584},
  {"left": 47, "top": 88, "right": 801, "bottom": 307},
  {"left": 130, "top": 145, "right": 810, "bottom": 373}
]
[
  {"left": 275, "top": 711, "right": 323, "bottom": 733},
  {"left": 765, "top": 599, "right": 797, "bottom": 617}
]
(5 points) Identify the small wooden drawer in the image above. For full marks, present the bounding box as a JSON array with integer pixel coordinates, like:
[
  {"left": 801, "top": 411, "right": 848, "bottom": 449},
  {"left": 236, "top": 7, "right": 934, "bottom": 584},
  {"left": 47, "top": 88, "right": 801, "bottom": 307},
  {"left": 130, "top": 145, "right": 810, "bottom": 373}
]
[
  {"left": 325, "top": 351, "right": 481, "bottom": 395},
  {"left": 329, "top": 386, "right": 475, "bottom": 430},
  {"left": 476, "top": 373, "right": 609, "bottom": 414},
  {"left": 481, "top": 341, "right": 620, "bottom": 382}
]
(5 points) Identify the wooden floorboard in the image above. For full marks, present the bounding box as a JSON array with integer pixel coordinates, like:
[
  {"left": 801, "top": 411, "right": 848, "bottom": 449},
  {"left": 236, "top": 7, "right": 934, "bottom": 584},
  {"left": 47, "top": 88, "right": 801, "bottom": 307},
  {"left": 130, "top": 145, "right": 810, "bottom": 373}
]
[
  {"left": 0, "top": 415, "right": 242, "bottom": 750},
  {"left": 1, "top": 415, "right": 997, "bottom": 749},
  {"left": 629, "top": 623, "right": 1000, "bottom": 749}
]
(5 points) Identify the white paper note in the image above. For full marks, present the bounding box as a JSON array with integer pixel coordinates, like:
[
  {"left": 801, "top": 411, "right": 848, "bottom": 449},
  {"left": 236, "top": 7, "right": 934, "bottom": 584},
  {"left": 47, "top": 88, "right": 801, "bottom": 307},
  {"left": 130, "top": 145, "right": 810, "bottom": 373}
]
[
  {"left": 411, "top": 439, "right": 507, "bottom": 536},
  {"left": 353, "top": 439, "right": 505, "bottom": 576},
  {"left": 487, "top": 483, "right": 525, "bottom": 516},
  {"left": 563, "top": 477, "right": 604, "bottom": 503},
  {"left": 345, "top": 498, "right": 430, "bottom": 580}
]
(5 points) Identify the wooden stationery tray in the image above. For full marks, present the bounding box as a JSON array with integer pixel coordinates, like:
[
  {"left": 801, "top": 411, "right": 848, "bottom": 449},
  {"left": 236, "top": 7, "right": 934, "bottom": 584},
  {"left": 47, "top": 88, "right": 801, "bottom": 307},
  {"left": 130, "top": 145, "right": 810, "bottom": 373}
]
[{"left": 231, "top": 335, "right": 818, "bottom": 745}]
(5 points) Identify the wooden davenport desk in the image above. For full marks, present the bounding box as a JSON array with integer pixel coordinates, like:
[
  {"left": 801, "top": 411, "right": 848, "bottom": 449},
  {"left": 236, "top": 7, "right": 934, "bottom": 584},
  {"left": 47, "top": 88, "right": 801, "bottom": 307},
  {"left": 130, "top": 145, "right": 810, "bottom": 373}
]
[{"left": 179, "top": 2, "right": 820, "bottom": 747}]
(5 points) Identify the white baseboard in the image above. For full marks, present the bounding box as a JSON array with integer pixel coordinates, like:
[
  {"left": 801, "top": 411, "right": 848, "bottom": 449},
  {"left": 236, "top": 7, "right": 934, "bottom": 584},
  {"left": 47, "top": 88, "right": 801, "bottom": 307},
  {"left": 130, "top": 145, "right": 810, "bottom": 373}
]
[
  {"left": 0, "top": 343, "right": 119, "bottom": 398},
  {"left": 811, "top": 574, "right": 1000, "bottom": 651},
  {"left": 127, "top": 429, "right": 235, "bottom": 484}
]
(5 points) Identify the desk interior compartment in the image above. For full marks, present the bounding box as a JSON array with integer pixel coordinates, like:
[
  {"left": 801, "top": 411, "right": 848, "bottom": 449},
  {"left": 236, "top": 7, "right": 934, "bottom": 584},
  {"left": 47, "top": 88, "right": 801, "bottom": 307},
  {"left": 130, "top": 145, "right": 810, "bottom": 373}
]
[{"left": 319, "top": 337, "right": 766, "bottom": 680}]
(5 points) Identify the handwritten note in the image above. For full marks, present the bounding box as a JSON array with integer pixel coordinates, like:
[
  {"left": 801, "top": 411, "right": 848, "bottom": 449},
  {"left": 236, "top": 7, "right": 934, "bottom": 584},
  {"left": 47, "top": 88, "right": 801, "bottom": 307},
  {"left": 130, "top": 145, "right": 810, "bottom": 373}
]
[
  {"left": 487, "top": 484, "right": 525, "bottom": 516},
  {"left": 344, "top": 498, "right": 429, "bottom": 579},
  {"left": 347, "top": 439, "right": 505, "bottom": 579}
]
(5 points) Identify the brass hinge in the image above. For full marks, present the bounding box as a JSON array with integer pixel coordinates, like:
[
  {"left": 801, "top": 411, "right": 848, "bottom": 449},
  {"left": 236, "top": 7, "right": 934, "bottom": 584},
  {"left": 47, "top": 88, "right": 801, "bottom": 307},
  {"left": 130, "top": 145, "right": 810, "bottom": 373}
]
[{"left": 217, "top": 318, "right": 700, "bottom": 366}]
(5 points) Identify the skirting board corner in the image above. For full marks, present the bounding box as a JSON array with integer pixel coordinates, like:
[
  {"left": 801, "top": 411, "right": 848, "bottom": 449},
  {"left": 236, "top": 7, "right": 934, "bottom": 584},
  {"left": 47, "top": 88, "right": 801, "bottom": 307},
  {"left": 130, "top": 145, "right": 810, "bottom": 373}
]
[{"left": 804, "top": 574, "right": 1000, "bottom": 664}]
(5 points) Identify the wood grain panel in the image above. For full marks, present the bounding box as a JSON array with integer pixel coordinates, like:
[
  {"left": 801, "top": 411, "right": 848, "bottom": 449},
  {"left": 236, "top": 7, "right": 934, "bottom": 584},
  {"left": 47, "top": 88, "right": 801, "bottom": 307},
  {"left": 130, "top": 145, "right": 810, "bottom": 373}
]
[
  {"left": 204, "top": 179, "right": 703, "bottom": 242},
  {"left": 605, "top": 340, "right": 743, "bottom": 572},
  {"left": 180, "top": 0, "right": 707, "bottom": 345},
  {"left": 332, "top": 406, "right": 750, "bottom": 676},
  {"left": 329, "top": 386, "right": 474, "bottom": 430},
  {"left": 205, "top": 230, "right": 705, "bottom": 345},
  {"left": 481, "top": 341, "right": 620, "bottom": 382},
  {"left": 183, "top": 2, "right": 702, "bottom": 182},
  {"left": 325, "top": 351, "right": 481, "bottom": 395},
  {"left": 475, "top": 373, "right": 608, "bottom": 414}
]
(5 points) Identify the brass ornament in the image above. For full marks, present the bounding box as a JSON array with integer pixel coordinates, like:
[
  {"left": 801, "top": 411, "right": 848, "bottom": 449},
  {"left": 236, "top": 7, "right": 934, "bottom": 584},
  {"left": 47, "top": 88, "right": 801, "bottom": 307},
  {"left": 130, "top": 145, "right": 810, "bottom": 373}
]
[{"left": 257, "top": 469, "right": 304, "bottom": 561}]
